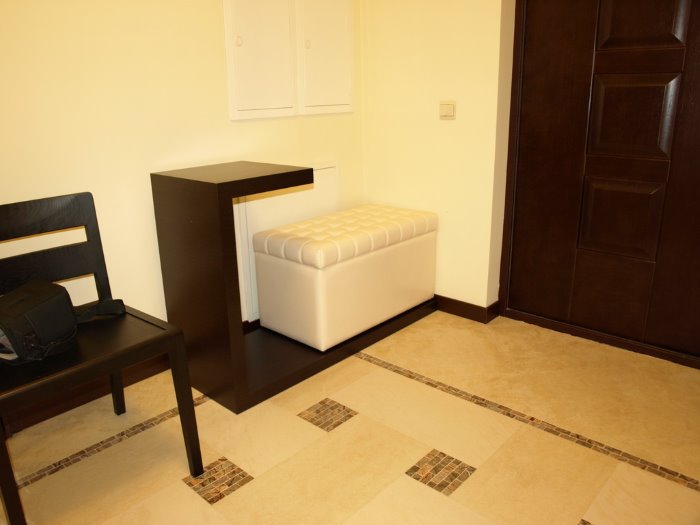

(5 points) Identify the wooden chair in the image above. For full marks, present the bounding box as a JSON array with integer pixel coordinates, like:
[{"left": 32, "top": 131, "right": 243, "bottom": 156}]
[{"left": 0, "top": 193, "right": 203, "bottom": 524}]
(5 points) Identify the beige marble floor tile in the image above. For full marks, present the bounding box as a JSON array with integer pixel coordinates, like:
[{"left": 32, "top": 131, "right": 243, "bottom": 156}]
[
  {"left": 195, "top": 398, "right": 325, "bottom": 477},
  {"left": 332, "top": 366, "right": 520, "bottom": 467},
  {"left": 343, "top": 476, "right": 494, "bottom": 525},
  {"left": 364, "top": 311, "right": 700, "bottom": 480},
  {"left": 3, "top": 311, "right": 697, "bottom": 524},
  {"left": 451, "top": 425, "right": 617, "bottom": 525},
  {"left": 214, "top": 414, "right": 428, "bottom": 524},
  {"left": 8, "top": 370, "right": 199, "bottom": 479},
  {"left": 15, "top": 418, "right": 219, "bottom": 525},
  {"left": 100, "top": 478, "right": 232, "bottom": 525},
  {"left": 270, "top": 356, "right": 375, "bottom": 414},
  {"left": 608, "top": 359, "right": 700, "bottom": 479},
  {"left": 513, "top": 358, "right": 700, "bottom": 481},
  {"left": 583, "top": 462, "right": 700, "bottom": 525}
]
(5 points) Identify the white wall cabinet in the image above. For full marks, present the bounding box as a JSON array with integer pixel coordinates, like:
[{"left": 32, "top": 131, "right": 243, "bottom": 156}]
[
  {"left": 224, "top": 0, "right": 297, "bottom": 119},
  {"left": 224, "top": 0, "right": 352, "bottom": 120},
  {"left": 296, "top": 0, "right": 353, "bottom": 114}
]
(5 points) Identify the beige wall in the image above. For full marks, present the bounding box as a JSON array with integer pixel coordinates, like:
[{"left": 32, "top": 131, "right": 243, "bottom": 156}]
[
  {"left": 361, "top": 0, "right": 515, "bottom": 307},
  {"left": 1, "top": 0, "right": 514, "bottom": 318},
  {"left": 0, "top": 0, "right": 364, "bottom": 318}
]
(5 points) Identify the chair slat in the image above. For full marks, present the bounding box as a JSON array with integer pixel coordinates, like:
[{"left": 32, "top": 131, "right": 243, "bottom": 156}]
[
  {"left": 0, "top": 194, "right": 95, "bottom": 241},
  {"left": 0, "top": 243, "right": 103, "bottom": 296},
  {"left": 0, "top": 193, "right": 112, "bottom": 300}
]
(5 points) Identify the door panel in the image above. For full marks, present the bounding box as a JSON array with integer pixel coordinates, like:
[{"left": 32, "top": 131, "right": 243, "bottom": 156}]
[
  {"left": 595, "top": 48, "right": 686, "bottom": 75},
  {"left": 597, "top": 0, "right": 691, "bottom": 49},
  {"left": 645, "top": 2, "right": 700, "bottom": 357},
  {"left": 587, "top": 74, "right": 680, "bottom": 158},
  {"left": 570, "top": 0, "right": 686, "bottom": 339},
  {"left": 584, "top": 156, "right": 669, "bottom": 184},
  {"left": 507, "top": 0, "right": 699, "bottom": 359},
  {"left": 578, "top": 177, "right": 665, "bottom": 260},
  {"left": 507, "top": 0, "right": 598, "bottom": 322},
  {"left": 570, "top": 251, "right": 655, "bottom": 339}
]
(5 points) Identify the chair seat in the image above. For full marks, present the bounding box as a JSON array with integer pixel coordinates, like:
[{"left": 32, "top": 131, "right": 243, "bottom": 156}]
[{"left": 0, "top": 308, "right": 177, "bottom": 413}]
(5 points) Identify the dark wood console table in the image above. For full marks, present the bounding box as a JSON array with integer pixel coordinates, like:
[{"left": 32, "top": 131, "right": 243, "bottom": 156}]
[{"left": 151, "top": 161, "right": 434, "bottom": 413}]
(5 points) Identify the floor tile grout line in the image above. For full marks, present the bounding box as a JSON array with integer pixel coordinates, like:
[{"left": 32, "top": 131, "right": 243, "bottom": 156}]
[
  {"left": 355, "top": 351, "right": 700, "bottom": 493},
  {"left": 15, "top": 394, "right": 210, "bottom": 489}
]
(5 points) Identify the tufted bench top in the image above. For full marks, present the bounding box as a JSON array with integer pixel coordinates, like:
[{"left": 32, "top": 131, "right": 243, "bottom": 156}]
[{"left": 252, "top": 204, "right": 438, "bottom": 269}]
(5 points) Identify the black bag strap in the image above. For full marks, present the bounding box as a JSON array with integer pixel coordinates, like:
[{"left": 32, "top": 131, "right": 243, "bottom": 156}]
[{"left": 75, "top": 299, "right": 126, "bottom": 324}]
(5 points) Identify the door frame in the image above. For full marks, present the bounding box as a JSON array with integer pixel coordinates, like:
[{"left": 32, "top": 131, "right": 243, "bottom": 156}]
[{"left": 497, "top": 0, "right": 699, "bottom": 369}]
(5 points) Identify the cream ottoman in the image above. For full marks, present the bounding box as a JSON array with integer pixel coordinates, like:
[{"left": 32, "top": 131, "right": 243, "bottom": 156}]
[{"left": 252, "top": 204, "right": 438, "bottom": 351}]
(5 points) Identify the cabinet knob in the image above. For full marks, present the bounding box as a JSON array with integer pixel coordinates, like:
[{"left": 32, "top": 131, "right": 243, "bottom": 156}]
[
  {"left": 236, "top": 36, "right": 243, "bottom": 47},
  {"left": 305, "top": 39, "right": 311, "bottom": 50}
]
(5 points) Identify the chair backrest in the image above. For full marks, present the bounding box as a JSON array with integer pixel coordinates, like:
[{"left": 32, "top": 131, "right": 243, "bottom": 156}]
[{"left": 0, "top": 193, "right": 113, "bottom": 303}]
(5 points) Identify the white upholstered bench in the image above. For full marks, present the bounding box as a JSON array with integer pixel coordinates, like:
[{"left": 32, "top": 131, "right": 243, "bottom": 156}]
[{"left": 253, "top": 204, "right": 438, "bottom": 351}]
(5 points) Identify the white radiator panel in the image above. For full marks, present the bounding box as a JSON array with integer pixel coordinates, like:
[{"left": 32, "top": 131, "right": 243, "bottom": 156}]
[{"left": 233, "top": 165, "right": 341, "bottom": 321}]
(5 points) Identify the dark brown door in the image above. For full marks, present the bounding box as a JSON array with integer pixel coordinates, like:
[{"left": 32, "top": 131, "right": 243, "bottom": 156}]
[{"left": 505, "top": 0, "right": 700, "bottom": 358}]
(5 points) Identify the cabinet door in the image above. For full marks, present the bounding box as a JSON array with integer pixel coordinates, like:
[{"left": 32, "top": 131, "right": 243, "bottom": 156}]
[
  {"left": 296, "top": 0, "right": 353, "bottom": 114},
  {"left": 225, "top": 0, "right": 296, "bottom": 119}
]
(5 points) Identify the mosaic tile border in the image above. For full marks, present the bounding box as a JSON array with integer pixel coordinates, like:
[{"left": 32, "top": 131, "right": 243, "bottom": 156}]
[
  {"left": 183, "top": 457, "right": 253, "bottom": 504},
  {"left": 297, "top": 398, "right": 358, "bottom": 431},
  {"left": 16, "top": 394, "right": 210, "bottom": 489},
  {"left": 406, "top": 449, "right": 476, "bottom": 496},
  {"left": 355, "top": 352, "right": 700, "bottom": 493}
]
